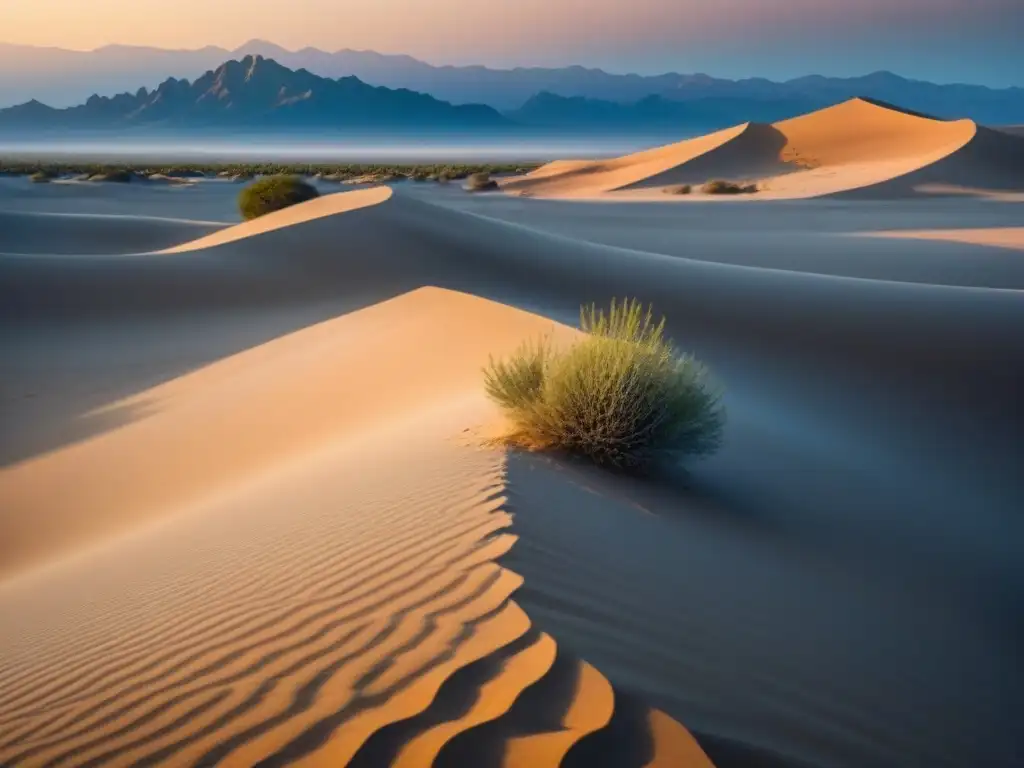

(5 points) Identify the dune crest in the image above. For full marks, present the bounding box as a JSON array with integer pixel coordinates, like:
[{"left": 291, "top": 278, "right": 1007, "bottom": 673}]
[
  {"left": 502, "top": 97, "right": 1024, "bottom": 200},
  {"left": 164, "top": 184, "right": 393, "bottom": 253},
  {"left": 0, "top": 286, "right": 713, "bottom": 767}
]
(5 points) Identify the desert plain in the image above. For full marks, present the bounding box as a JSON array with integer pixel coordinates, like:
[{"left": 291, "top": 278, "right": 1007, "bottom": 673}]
[{"left": 0, "top": 99, "right": 1022, "bottom": 768}]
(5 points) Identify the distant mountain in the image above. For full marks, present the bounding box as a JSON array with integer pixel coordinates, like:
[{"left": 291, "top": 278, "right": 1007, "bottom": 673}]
[
  {"left": 0, "top": 56, "right": 509, "bottom": 135},
  {"left": 509, "top": 92, "right": 826, "bottom": 132},
  {"left": 1, "top": 40, "right": 1023, "bottom": 124}
]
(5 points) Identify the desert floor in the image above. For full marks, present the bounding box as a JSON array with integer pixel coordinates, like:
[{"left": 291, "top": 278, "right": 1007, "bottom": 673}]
[{"left": 1, "top": 175, "right": 1021, "bottom": 768}]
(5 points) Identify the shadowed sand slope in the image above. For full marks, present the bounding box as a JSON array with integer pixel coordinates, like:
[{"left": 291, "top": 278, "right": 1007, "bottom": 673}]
[
  {"left": 501, "top": 98, "right": 1024, "bottom": 199},
  {"left": 0, "top": 210, "right": 226, "bottom": 256},
  {"left": 0, "top": 285, "right": 712, "bottom": 767}
]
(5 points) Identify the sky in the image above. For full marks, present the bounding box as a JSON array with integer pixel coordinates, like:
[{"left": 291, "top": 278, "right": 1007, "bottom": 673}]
[{"left": 2, "top": 0, "right": 1022, "bottom": 86}]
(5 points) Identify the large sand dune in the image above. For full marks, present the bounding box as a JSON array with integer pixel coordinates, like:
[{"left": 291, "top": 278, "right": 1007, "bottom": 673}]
[
  {"left": 0, "top": 284, "right": 709, "bottom": 767},
  {"left": 501, "top": 98, "right": 1024, "bottom": 200},
  {"left": 1, "top": 187, "right": 1021, "bottom": 768}
]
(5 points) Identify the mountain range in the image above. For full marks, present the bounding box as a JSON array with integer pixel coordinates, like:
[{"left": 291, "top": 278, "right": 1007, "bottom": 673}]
[
  {"left": 1, "top": 40, "right": 1023, "bottom": 124},
  {"left": 0, "top": 56, "right": 508, "bottom": 135}
]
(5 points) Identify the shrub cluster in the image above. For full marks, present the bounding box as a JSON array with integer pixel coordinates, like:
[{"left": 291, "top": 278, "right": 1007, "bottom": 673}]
[
  {"left": 237, "top": 175, "right": 320, "bottom": 220},
  {"left": 484, "top": 299, "right": 724, "bottom": 469},
  {"left": 465, "top": 172, "right": 499, "bottom": 192},
  {"left": 664, "top": 184, "right": 692, "bottom": 195},
  {"left": 701, "top": 179, "right": 758, "bottom": 195},
  {"left": 0, "top": 160, "right": 536, "bottom": 183}
]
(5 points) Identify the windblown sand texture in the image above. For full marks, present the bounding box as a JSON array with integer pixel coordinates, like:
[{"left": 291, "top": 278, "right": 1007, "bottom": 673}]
[{"left": 501, "top": 98, "right": 1024, "bottom": 199}]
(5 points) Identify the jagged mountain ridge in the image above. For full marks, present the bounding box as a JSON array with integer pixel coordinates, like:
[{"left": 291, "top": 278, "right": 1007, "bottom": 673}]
[{"left": 0, "top": 55, "right": 508, "bottom": 133}]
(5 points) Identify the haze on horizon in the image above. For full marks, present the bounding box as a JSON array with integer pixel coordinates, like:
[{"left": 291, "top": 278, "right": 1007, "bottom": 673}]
[{"left": 2, "top": 0, "right": 1021, "bottom": 87}]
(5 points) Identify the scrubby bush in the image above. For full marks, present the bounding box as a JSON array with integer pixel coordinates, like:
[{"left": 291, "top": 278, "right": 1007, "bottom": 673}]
[
  {"left": 664, "top": 184, "right": 692, "bottom": 195},
  {"left": 238, "top": 175, "right": 320, "bottom": 220},
  {"left": 484, "top": 299, "right": 724, "bottom": 469},
  {"left": 29, "top": 171, "right": 54, "bottom": 183},
  {"left": 465, "top": 172, "right": 499, "bottom": 192},
  {"left": 701, "top": 179, "right": 757, "bottom": 195}
]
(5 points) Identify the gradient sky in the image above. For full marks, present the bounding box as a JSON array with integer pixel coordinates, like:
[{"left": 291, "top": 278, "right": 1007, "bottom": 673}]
[{"left": 2, "top": 0, "right": 1021, "bottom": 86}]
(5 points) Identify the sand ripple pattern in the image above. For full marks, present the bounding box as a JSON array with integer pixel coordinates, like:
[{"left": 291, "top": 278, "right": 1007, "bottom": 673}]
[{"left": 0, "top": 419, "right": 709, "bottom": 768}]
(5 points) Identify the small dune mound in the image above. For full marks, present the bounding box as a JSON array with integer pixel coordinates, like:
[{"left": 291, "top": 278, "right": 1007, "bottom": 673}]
[
  {"left": 86, "top": 170, "right": 136, "bottom": 183},
  {"left": 147, "top": 173, "right": 194, "bottom": 185},
  {"left": 485, "top": 299, "right": 724, "bottom": 469},
  {"left": 28, "top": 171, "right": 55, "bottom": 183},
  {"left": 238, "top": 175, "right": 320, "bottom": 220}
]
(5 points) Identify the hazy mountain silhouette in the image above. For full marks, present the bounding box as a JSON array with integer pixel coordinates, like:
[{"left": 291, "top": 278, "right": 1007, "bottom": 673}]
[
  {"left": 1, "top": 40, "right": 1023, "bottom": 124},
  {"left": 509, "top": 92, "right": 826, "bottom": 132},
  {"left": 0, "top": 55, "right": 509, "bottom": 134}
]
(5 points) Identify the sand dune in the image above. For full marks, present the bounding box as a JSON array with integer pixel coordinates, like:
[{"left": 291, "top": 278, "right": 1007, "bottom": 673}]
[
  {"left": 2, "top": 188, "right": 1021, "bottom": 768},
  {"left": 501, "top": 98, "right": 1024, "bottom": 200},
  {"left": 0, "top": 274, "right": 711, "bottom": 765}
]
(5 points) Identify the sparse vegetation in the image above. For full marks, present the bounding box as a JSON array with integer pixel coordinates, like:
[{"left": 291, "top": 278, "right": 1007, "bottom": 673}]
[
  {"left": 29, "top": 170, "right": 55, "bottom": 183},
  {"left": 465, "top": 172, "right": 499, "bottom": 192},
  {"left": 238, "top": 175, "right": 320, "bottom": 220},
  {"left": 0, "top": 160, "right": 536, "bottom": 185},
  {"left": 484, "top": 299, "right": 724, "bottom": 469},
  {"left": 664, "top": 184, "right": 692, "bottom": 195},
  {"left": 701, "top": 180, "right": 758, "bottom": 195}
]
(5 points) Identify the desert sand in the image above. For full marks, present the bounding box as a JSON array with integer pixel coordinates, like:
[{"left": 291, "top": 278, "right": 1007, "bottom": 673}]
[
  {"left": 501, "top": 98, "right": 1024, "bottom": 200},
  {"left": 1, "top": 151, "right": 1022, "bottom": 768},
  {"left": 864, "top": 225, "right": 1024, "bottom": 250}
]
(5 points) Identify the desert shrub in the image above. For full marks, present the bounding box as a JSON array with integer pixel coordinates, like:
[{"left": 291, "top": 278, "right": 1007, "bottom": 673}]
[
  {"left": 238, "top": 175, "right": 319, "bottom": 220},
  {"left": 29, "top": 171, "right": 54, "bottom": 183},
  {"left": 701, "top": 180, "right": 757, "bottom": 195},
  {"left": 664, "top": 184, "right": 692, "bottom": 195},
  {"left": 484, "top": 299, "right": 724, "bottom": 469},
  {"left": 465, "top": 172, "right": 498, "bottom": 192}
]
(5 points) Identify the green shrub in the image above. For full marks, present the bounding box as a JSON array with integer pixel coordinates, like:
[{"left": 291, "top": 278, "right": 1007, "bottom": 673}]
[
  {"left": 465, "top": 172, "right": 499, "bottom": 192},
  {"left": 701, "top": 180, "right": 757, "bottom": 195},
  {"left": 664, "top": 184, "right": 692, "bottom": 195},
  {"left": 29, "top": 171, "right": 54, "bottom": 183},
  {"left": 238, "top": 175, "right": 320, "bottom": 220},
  {"left": 484, "top": 299, "right": 724, "bottom": 469}
]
